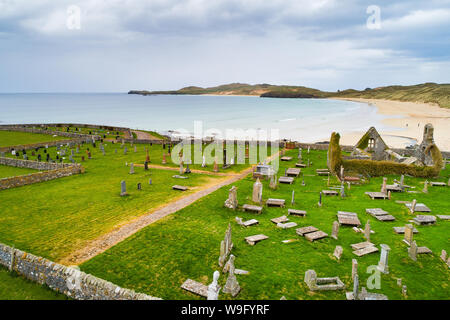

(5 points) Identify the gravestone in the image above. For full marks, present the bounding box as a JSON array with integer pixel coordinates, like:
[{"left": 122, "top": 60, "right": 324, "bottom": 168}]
[
  {"left": 162, "top": 153, "right": 167, "bottom": 164},
  {"left": 333, "top": 246, "right": 343, "bottom": 260},
  {"left": 144, "top": 161, "right": 149, "bottom": 171},
  {"left": 381, "top": 177, "right": 387, "bottom": 194},
  {"left": 377, "top": 244, "right": 390, "bottom": 274},
  {"left": 134, "top": 146, "right": 137, "bottom": 153},
  {"left": 124, "top": 147, "right": 127, "bottom": 154},
  {"left": 252, "top": 178, "right": 263, "bottom": 204},
  {"left": 291, "top": 190, "right": 295, "bottom": 205},
  {"left": 179, "top": 162, "right": 184, "bottom": 174},
  {"left": 137, "top": 183, "right": 141, "bottom": 190},
  {"left": 269, "top": 174, "right": 277, "bottom": 189},
  {"left": 222, "top": 255, "right": 240, "bottom": 297},
  {"left": 207, "top": 271, "right": 221, "bottom": 300},
  {"left": 224, "top": 186, "right": 238, "bottom": 210},
  {"left": 120, "top": 180, "right": 128, "bottom": 196},
  {"left": 352, "top": 259, "right": 358, "bottom": 282},
  {"left": 408, "top": 240, "right": 418, "bottom": 261},
  {"left": 185, "top": 163, "right": 191, "bottom": 174},
  {"left": 149, "top": 178, "right": 152, "bottom": 185},
  {"left": 440, "top": 250, "right": 447, "bottom": 262},
  {"left": 318, "top": 192, "right": 322, "bottom": 207},
  {"left": 129, "top": 163, "right": 135, "bottom": 174},
  {"left": 403, "top": 224, "right": 414, "bottom": 245},
  {"left": 364, "top": 220, "right": 371, "bottom": 242},
  {"left": 218, "top": 224, "right": 233, "bottom": 267},
  {"left": 423, "top": 180, "right": 428, "bottom": 193},
  {"left": 331, "top": 221, "right": 339, "bottom": 240}
]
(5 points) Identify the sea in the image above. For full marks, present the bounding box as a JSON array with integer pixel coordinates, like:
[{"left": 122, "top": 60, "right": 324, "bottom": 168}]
[{"left": 0, "top": 93, "right": 392, "bottom": 142}]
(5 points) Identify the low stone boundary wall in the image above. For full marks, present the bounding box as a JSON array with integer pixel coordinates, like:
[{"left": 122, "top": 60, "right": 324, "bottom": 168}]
[
  {"left": 0, "top": 243, "right": 160, "bottom": 300},
  {"left": 0, "top": 157, "right": 84, "bottom": 190}
]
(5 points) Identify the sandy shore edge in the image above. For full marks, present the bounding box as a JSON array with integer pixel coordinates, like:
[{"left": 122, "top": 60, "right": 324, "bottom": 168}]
[{"left": 330, "top": 98, "right": 450, "bottom": 152}]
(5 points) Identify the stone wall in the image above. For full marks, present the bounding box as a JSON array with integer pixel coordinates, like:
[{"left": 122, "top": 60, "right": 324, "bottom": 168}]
[
  {"left": 0, "top": 157, "right": 84, "bottom": 190},
  {"left": 0, "top": 243, "right": 160, "bottom": 300}
]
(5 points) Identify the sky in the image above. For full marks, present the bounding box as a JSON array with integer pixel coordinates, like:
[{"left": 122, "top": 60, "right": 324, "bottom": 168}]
[{"left": 0, "top": 0, "right": 449, "bottom": 92}]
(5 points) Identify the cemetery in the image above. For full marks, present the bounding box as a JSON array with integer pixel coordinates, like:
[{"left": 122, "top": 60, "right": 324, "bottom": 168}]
[{"left": 0, "top": 125, "right": 449, "bottom": 300}]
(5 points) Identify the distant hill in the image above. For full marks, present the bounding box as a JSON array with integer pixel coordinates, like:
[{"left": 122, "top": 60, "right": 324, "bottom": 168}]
[{"left": 129, "top": 82, "right": 450, "bottom": 108}]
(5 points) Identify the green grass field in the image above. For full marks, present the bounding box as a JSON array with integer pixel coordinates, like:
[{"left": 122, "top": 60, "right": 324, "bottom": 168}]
[
  {"left": 0, "top": 165, "right": 38, "bottom": 179},
  {"left": 0, "top": 130, "right": 69, "bottom": 148},
  {"left": 81, "top": 148, "right": 450, "bottom": 300},
  {"left": 0, "top": 141, "right": 271, "bottom": 262},
  {"left": 0, "top": 267, "right": 67, "bottom": 300}
]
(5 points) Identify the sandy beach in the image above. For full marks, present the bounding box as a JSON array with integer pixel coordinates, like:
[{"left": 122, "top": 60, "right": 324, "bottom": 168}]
[{"left": 333, "top": 98, "right": 450, "bottom": 152}]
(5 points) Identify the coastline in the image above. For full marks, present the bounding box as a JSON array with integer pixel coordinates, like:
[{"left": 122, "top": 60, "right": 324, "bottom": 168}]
[{"left": 331, "top": 97, "right": 450, "bottom": 151}]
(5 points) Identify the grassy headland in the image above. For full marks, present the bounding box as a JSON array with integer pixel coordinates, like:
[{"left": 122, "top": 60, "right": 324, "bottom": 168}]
[{"left": 129, "top": 82, "right": 450, "bottom": 108}]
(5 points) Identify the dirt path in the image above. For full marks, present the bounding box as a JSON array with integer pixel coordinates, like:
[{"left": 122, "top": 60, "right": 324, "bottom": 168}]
[
  {"left": 59, "top": 150, "right": 281, "bottom": 266},
  {"left": 132, "top": 130, "right": 161, "bottom": 140}
]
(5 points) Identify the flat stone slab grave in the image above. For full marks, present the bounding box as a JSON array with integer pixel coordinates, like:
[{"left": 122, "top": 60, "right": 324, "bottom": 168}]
[
  {"left": 365, "top": 192, "right": 388, "bottom": 200},
  {"left": 366, "top": 208, "right": 396, "bottom": 221},
  {"left": 405, "top": 202, "right": 431, "bottom": 212},
  {"left": 266, "top": 198, "right": 286, "bottom": 207},
  {"left": 322, "top": 190, "right": 338, "bottom": 196},
  {"left": 286, "top": 168, "right": 301, "bottom": 177},
  {"left": 437, "top": 215, "right": 450, "bottom": 220},
  {"left": 316, "top": 169, "right": 330, "bottom": 176},
  {"left": 181, "top": 279, "right": 207, "bottom": 298},
  {"left": 271, "top": 215, "right": 289, "bottom": 224},
  {"left": 288, "top": 209, "right": 307, "bottom": 217},
  {"left": 386, "top": 184, "right": 403, "bottom": 192},
  {"left": 280, "top": 156, "right": 293, "bottom": 161},
  {"left": 305, "top": 230, "right": 328, "bottom": 242},
  {"left": 279, "top": 176, "right": 294, "bottom": 184},
  {"left": 393, "top": 226, "right": 419, "bottom": 234},
  {"left": 243, "top": 204, "right": 263, "bottom": 214},
  {"left": 296, "top": 226, "right": 318, "bottom": 236},
  {"left": 413, "top": 215, "right": 437, "bottom": 226},
  {"left": 172, "top": 185, "right": 188, "bottom": 191},
  {"left": 430, "top": 182, "right": 446, "bottom": 186},
  {"left": 418, "top": 247, "right": 433, "bottom": 254},
  {"left": 277, "top": 222, "right": 298, "bottom": 229},
  {"left": 245, "top": 234, "right": 269, "bottom": 245},
  {"left": 351, "top": 242, "right": 379, "bottom": 256},
  {"left": 337, "top": 211, "right": 361, "bottom": 226},
  {"left": 240, "top": 218, "right": 259, "bottom": 227},
  {"left": 295, "top": 163, "right": 307, "bottom": 168}
]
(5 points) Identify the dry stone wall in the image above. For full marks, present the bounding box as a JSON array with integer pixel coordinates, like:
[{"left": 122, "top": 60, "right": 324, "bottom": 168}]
[
  {"left": 0, "top": 243, "right": 160, "bottom": 300},
  {"left": 0, "top": 157, "right": 84, "bottom": 190}
]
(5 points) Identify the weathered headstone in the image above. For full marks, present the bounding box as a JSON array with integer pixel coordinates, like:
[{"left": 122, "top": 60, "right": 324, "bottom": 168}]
[
  {"left": 377, "top": 244, "right": 390, "bottom": 274},
  {"left": 222, "top": 255, "right": 240, "bottom": 297},
  {"left": 408, "top": 240, "right": 418, "bottom": 261},
  {"left": 331, "top": 221, "right": 339, "bottom": 240},
  {"left": 403, "top": 224, "right": 414, "bottom": 245},
  {"left": 129, "top": 163, "right": 135, "bottom": 174},
  {"left": 364, "top": 220, "right": 371, "bottom": 242},
  {"left": 352, "top": 259, "right": 358, "bottom": 282},
  {"left": 318, "top": 192, "right": 322, "bottom": 207},
  {"left": 441, "top": 250, "right": 447, "bottom": 262},
  {"left": 120, "top": 180, "right": 128, "bottom": 196},
  {"left": 291, "top": 190, "right": 295, "bottom": 205},
  {"left": 224, "top": 186, "right": 238, "bottom": 210},
  {"left": 381, "top": 177, "right": 387, "bottom": 194},
  {"left": 422, "top": 180, "right": 428, "bottom": 193},
  {"left": 252, "top": 178, "right": 263, "bottom": 204},
  {"left": 333, "top": 246, "right": 343, "bottom": 260}
]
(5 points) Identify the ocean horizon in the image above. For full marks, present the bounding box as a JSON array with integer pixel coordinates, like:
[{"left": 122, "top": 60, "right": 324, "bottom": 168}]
[{"left": 0, "top": 93, "right": 391, "bottom": 142}]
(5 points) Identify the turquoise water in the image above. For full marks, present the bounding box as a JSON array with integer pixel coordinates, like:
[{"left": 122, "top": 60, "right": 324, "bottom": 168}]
[{"left": 0, "top": 93, "right": 389, "bottom": 142}]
